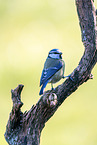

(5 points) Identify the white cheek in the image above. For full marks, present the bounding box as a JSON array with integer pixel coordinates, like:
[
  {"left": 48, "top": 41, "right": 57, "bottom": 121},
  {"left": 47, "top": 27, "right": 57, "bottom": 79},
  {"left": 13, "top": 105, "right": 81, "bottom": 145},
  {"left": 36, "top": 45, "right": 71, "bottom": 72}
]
[{"left": 49, "top": 54, "right": 60, "bottom": 59}]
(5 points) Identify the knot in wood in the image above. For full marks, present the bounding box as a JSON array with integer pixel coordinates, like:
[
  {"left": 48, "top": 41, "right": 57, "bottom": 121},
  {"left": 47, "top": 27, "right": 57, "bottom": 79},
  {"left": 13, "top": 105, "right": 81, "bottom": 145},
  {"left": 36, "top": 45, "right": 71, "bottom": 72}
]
[{"left": 47, "top": 93, "right": 57, "bottom": 107}]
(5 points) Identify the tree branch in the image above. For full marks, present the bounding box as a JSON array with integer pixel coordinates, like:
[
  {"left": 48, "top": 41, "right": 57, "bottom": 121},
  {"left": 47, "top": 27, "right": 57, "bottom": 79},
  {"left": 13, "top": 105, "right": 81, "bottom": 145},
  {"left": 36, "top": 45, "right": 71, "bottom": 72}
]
[{"left": 4, "top": 0, "right": 97, "bottom": 145}]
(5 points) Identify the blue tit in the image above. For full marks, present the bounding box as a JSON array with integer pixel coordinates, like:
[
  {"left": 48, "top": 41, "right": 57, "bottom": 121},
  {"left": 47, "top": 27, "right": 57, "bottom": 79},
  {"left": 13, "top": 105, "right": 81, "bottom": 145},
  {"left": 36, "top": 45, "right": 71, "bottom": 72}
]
[{"left": 39, "top": 49, "right": 65, "bottom": 95}]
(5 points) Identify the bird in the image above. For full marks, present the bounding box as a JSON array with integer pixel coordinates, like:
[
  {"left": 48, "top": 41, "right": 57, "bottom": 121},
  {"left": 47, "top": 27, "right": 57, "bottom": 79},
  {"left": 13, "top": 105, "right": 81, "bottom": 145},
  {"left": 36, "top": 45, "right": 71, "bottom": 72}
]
[{"left": 39, "top": 49, "right": 65, "bottom": 95}]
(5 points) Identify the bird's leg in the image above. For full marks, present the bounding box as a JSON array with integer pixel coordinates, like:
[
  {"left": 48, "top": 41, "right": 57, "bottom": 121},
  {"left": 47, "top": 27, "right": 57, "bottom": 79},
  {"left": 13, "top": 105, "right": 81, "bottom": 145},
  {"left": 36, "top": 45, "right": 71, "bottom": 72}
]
[
  {"left": 62, "top": 74, "right": 74, "bottom": 81},
  {"left": 62, "top": 76, "right": 66, "bottom": 79},
  {"left": 51, "top": 83, "right": 54, "bottom": 90}
]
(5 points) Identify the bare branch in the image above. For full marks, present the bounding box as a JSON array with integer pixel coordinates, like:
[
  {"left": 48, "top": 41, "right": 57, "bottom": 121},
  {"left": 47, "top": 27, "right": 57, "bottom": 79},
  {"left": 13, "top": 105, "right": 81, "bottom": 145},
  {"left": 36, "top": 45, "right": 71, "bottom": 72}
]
[{"left": 5, "top": 0, "right": 97, "bottom": 145}]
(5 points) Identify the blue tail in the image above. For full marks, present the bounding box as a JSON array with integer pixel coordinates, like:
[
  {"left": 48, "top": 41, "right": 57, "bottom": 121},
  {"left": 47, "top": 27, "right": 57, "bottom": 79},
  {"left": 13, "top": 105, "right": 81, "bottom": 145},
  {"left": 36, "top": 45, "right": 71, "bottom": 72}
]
[{"left": 39, "top": 80, "right": 49, "bottom": 95}]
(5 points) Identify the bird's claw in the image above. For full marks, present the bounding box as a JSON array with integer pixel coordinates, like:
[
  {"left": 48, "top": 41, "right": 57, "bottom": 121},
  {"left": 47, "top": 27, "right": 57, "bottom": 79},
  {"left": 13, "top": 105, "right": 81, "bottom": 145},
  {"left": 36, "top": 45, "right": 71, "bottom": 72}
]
[{"left": 63, "top": 74, "right": 74, "bottom": 81}]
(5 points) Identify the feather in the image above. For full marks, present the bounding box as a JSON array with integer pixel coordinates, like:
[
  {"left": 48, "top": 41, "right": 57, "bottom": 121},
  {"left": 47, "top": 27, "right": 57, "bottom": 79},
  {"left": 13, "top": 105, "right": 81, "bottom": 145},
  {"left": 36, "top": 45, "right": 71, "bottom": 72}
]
[
  {"left": 40, "top": 60, "right": 62, "bottom": 86},
  {"left": 39, "top": 80, "right": 49, "bottom": 95}
]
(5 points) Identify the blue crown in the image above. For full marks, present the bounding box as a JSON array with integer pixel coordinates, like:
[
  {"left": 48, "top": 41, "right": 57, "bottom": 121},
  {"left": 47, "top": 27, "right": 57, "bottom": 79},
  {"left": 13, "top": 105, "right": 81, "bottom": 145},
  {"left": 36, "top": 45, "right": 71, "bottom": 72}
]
[{"left": 49, "top": 49, "right": 62, "bottom": 54}]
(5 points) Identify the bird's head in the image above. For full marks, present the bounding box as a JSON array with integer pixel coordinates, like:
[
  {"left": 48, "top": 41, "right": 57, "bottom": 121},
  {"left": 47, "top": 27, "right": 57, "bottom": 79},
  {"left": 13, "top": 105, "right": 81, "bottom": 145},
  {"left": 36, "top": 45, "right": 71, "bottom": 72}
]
[{"left": 48, "top": 49, "right": 62, "bottom": 59}]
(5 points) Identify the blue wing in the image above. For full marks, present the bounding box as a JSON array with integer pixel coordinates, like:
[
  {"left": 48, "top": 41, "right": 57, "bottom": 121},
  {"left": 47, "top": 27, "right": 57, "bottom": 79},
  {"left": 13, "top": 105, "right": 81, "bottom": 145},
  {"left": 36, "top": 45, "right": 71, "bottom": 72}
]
[{"left": 40, "top": 61, "right": 62, "bottom": 86}]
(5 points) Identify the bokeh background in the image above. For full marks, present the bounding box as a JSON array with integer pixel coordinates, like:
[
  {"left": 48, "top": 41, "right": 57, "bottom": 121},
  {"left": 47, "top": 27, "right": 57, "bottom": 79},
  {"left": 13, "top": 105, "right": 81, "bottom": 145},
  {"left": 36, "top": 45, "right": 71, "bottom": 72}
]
[{"left": 0, "top": 0, "right": 97, "bottom": 145}]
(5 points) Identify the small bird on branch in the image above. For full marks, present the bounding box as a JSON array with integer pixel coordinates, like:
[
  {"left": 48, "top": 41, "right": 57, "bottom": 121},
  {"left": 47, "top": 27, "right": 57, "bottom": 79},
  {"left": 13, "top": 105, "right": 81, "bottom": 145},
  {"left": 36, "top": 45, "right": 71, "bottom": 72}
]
[{"left": 39, "top": 49, "right": 71, "bottom": 95}]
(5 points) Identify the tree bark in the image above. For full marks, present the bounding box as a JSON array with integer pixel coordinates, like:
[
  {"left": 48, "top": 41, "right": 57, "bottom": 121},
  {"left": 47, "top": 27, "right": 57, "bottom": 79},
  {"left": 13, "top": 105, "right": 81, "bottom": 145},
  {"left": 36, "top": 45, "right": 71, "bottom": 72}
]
[{"left": 4, "top": 0, "right": 97, "bottom": 145}]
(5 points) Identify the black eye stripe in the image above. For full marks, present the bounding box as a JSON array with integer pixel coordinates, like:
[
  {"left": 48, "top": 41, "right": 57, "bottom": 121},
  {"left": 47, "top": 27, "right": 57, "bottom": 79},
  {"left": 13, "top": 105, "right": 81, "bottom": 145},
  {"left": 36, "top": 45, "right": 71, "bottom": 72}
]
[{"left": 49, "top": 52, "right": 59, "bottom": 54}]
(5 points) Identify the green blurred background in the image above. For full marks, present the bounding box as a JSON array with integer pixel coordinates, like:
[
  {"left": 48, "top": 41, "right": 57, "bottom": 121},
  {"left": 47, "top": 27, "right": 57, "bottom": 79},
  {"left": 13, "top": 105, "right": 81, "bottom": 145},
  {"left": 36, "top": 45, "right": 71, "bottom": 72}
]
[{"left": 0, "top": 0, "right": 97, "bottom": 145}]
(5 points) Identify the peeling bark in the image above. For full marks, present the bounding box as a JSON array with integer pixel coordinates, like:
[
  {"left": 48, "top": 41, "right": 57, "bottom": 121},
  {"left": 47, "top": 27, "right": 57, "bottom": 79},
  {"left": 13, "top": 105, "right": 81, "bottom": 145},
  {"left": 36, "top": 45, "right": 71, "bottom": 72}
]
[{"left": 4, "top": 0, "right": 97, "bottom": 145}]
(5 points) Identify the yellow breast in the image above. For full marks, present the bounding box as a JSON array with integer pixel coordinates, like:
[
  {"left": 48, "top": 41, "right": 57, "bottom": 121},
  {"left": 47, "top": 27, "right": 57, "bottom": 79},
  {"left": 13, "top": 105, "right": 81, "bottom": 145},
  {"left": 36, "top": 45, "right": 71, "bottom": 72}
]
[{"left": 49, "top": 67, "right": 64, "bottom": 84}]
